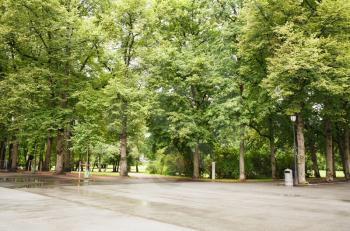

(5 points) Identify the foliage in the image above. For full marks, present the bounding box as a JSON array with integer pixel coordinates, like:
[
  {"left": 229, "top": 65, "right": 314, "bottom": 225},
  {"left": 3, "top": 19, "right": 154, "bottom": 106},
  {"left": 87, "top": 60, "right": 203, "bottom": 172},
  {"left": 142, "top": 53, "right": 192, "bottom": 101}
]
[
  {"left": 146, "top": 148, "right": 186, "bottom": 176},
  {"left": 0, "top": 0, "right": 349, "bottom": 180}
]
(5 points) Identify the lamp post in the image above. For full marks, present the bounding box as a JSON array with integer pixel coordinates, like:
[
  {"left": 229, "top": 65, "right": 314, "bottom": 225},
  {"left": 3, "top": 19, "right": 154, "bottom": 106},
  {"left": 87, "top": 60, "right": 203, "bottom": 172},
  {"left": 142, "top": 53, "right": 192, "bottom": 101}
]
[{"left": 290, "top": 115, "right": 298, "bottom": 185}]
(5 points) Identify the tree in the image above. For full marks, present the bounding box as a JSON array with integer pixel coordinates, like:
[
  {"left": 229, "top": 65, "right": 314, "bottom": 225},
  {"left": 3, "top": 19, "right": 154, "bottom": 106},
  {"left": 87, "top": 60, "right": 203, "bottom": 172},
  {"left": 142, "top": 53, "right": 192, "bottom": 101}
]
[
  {"left": 147, "top": 0, "right": 234, "bottom": 179},
  {"left": 0, "top": 0, "right": 106, "bottom": 173},
  {"left": 237, "top": 0, "right": 294, "bottom": 180},
  {"left": 101, "top": 0, "right": 151, "bottom": 176}
]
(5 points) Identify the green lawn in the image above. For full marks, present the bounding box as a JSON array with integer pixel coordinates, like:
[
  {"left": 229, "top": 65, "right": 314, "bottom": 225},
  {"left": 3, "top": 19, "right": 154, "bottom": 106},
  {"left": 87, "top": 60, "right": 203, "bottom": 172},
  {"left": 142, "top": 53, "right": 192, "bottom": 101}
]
[{"left": 318, "top": 170, "right": 344, "bottom": 178}]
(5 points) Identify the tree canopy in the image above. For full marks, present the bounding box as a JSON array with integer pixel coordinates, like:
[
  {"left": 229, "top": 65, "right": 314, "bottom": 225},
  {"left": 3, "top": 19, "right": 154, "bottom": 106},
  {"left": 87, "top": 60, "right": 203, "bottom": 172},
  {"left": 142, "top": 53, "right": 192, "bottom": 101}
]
[{"left": 0, "top": 0, "right": 349, "bottom": 182}]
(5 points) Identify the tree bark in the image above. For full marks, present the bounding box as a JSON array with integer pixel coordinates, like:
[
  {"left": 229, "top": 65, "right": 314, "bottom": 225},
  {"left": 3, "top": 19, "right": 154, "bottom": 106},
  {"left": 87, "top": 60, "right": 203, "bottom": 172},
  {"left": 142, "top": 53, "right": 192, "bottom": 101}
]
[
  {"left": 339, "top": 139, "right": 346, "bottom": 178},
  {"left": 38, "top": 143, "right": 44, "bottom": 171},
  {"left": 239, "top": 124, "right": 246, "bottom": 181},
  {"left": 270, "top": 139, "right": 276, "bottom": 179},
  {"left": 344, "top": 127, "right": 350, "bottom": 179},
  {"left": 238, "top": 82, "right": 246, "bottom": 181},
  {"left": 10, "top": 139, "right": 18, "bottom": 171},
  {"left": 98, "top": 156, "right": 102, "bottom": 172},
  {"left": 32, "top": 142, "right": 38, "bottom": 172},
  {"left": 55, "top": 130, "right": 64, "bottom": 174},
  {"left": 296, "top": 114, "right": 306, "bottom": 184},
  {"left": 333, "top": 147, "right": 336, "bottom": 178},
  {"left": 193, "top": 143, "right": 200, "bottom": 179},
  {"left": 309, "top": 140, "right": 320, "bottom": 178},
  {"left": 7, "top": 143, "right": 13, "bottom": 170},
  {"left": 63, "top": 128, "right": 71, "bottom": 172},
  {"left": 43, "top": 136, "right": 53, "bottom": 171},
  {"left": 0, "top": 141, "right": 6, "bottom": 169},
  {"left": 268, "top": 117, "right": 277, "bottom": 179},
  {"left": 337, "top": 128, "right": 349, "bottom": 179},
  {"left": 119, "top": 130, "right": 128, "bottom": 176},
  {"left": 325, "top": 119, "right": 334, "bottom": 181}
]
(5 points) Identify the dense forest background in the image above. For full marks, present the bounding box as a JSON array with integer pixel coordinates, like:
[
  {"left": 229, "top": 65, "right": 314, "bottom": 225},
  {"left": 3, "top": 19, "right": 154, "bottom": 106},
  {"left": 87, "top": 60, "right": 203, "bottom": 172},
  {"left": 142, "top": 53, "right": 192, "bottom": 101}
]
[{"left": 0, "top": 0, "right": 349, "bottom": 182}]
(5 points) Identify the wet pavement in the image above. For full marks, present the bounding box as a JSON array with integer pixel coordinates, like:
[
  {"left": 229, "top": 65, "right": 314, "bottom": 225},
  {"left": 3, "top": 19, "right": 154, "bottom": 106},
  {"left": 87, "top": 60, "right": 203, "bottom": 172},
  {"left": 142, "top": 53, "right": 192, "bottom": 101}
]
[{"left": 0, "top": 173, "right": 349, "bottom": 231}]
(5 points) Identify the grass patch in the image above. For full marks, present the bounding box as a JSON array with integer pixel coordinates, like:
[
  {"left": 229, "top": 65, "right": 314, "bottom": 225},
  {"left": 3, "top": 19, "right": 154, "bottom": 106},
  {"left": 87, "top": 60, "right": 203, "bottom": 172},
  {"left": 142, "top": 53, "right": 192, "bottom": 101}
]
[
  {"left": 318, "top": 170, "right": 344, "bottom": 178},
  {"left": 71, "top": 171, "right": 120, "bottom": 177}
]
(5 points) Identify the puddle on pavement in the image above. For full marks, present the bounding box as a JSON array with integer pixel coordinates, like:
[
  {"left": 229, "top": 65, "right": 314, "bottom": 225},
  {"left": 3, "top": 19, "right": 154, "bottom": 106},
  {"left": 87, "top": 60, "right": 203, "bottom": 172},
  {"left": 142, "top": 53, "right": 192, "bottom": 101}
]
[{"left": 0, "top": 175, "right": 91, "bottom": 189}]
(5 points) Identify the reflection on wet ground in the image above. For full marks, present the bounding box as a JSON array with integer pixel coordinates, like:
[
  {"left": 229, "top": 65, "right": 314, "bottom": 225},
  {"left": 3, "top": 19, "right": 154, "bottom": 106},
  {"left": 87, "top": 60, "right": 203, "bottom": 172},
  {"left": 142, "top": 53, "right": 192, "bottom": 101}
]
[
  {"left": 0, "top": 173, "right": 191, "bottom": 189},
  {"left": 1, "top": 173, "right": 350, "bottom": 231},
  {"left": 0, "top": 175, "right": 89, "bottom": 188}
]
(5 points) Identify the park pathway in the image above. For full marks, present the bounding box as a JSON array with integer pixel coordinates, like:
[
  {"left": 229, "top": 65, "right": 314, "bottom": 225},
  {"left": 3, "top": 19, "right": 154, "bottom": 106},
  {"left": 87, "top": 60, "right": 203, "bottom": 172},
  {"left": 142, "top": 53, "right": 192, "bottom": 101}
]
[{"left": 0, "top": 174, "right": 350, "bottom": 231}]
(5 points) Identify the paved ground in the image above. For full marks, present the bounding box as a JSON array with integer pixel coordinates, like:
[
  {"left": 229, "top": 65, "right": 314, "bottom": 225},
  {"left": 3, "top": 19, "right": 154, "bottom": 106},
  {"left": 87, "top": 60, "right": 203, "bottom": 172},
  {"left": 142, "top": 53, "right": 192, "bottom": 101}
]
[{"left": 0, "top": 173, "right": 349, "bottom": 231}]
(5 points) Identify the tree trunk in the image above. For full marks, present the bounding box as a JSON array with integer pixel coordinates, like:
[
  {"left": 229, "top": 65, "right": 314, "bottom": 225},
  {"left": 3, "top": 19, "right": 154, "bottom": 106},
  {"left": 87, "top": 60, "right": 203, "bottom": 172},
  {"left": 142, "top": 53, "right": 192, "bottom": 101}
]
[
  {"left": 238, "top": 83, "right": 246, "bottom": 181},
  {"left": 63, "top": 128, "right": 71, "bottom": 172},
  {"left": 339, "top": 139, "right": 346, "bottom": 179},
  {"left": 325, "top": 119, "right": 333, "bottom": 181},
  {"left": 38, "top": 143, "right": 44, "bottom": 171},
  {"left": 119, "top": 130, "right": 128, "bottom": 176},
  {"left": 7, "top": 143, "right": 13, "bottom": 170},
  {"left": 333, "top": 146, "right": 336, "bottom": 178},
  {"left": 63, "top": 148, "right": 71, "bottom": 171},
  {"left": 43, "top": 136, "right": 53, "bottom": 171},
  {"left": 55, "top": 130, "right": 64, "bottom": 174},
  {"left": 310, "top": 141, "right": 320, "bottom": 178},
  {"left": 270, "top": 139, "right": 276, "bottom": 179},
  {"left": 32, "top": 142, "right": 38, "bottom": 172},
  {"left": 296, "top": 114, "right": 306, "bottom": 184},
  {"left": 268, "top": 117, "right": 277, "bottom": 179},
  {"left": 344, "top": 127, "right": 350, "bottom": 179},
  {"left": 136, "top": 161, "right": 139, "bottom": 173},
  {"left": 193, "top": 143, "right": 200, "bottom": 179},
  {"left": 98, "top": 156, "right": 102, "bottom": 172},
  {"left": 10, "top": 139, "right": 18, "bottom": 171},
  {"left": 0, "top": 141, "right": 6, "bottom": 169},
  {"left": 239, "top": 125, "right": 246, "bottom": 181}
]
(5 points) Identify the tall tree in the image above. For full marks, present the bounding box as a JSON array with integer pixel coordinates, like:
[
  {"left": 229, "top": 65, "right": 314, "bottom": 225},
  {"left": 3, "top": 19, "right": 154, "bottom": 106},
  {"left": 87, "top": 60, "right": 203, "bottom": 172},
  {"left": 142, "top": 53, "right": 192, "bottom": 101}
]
[
  {"left": 147, "top": 0, "right": 233, "bottom": 179},
  {"left": 102, "top": 0, "right": 151, "bottom": 176}
]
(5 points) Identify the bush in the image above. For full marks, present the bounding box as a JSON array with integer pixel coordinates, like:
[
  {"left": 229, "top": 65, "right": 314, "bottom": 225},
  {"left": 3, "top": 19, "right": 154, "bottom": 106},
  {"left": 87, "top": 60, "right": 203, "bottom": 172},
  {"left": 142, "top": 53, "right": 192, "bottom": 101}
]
[
  {"left": 275, "top": 150, "right": 294, "bottom": 178},
  {"left": 245, "top": 148, "right": 271, "bottom": 179},
  {"left": 211, "top": 146, "right": 239, "bottom": 178},
  {"left": 148, "top": 144, "right": 299, "bottom": 179},
  {"left": 146, "top": 149, "right": 185, "bottom": 175},
  {"left": 205, "top": 145, "right": 295, "bottom": 179}
]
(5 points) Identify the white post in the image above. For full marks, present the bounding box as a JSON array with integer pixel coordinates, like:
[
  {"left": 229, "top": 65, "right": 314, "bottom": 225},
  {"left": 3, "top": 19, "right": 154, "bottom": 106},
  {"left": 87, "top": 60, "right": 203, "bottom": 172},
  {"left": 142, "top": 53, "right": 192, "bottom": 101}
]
[
  {"left": 78, "top": 161, "right": 81, "bottom": 180},
  {"left": 84, "top": 161, "right": 90, "bottom": 179},
  {"left": 31, "top": 160, "right": 36, "bottom": 173},
  {"left": 211, "top": 161, "right": 216, "bottom": 180}
]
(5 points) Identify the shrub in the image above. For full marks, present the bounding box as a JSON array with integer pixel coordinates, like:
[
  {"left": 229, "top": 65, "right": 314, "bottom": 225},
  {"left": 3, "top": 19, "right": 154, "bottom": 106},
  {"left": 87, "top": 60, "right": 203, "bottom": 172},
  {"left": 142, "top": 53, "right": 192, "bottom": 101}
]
[{"left": 146, "top": 149, "right": 185, "bottom": 175}]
